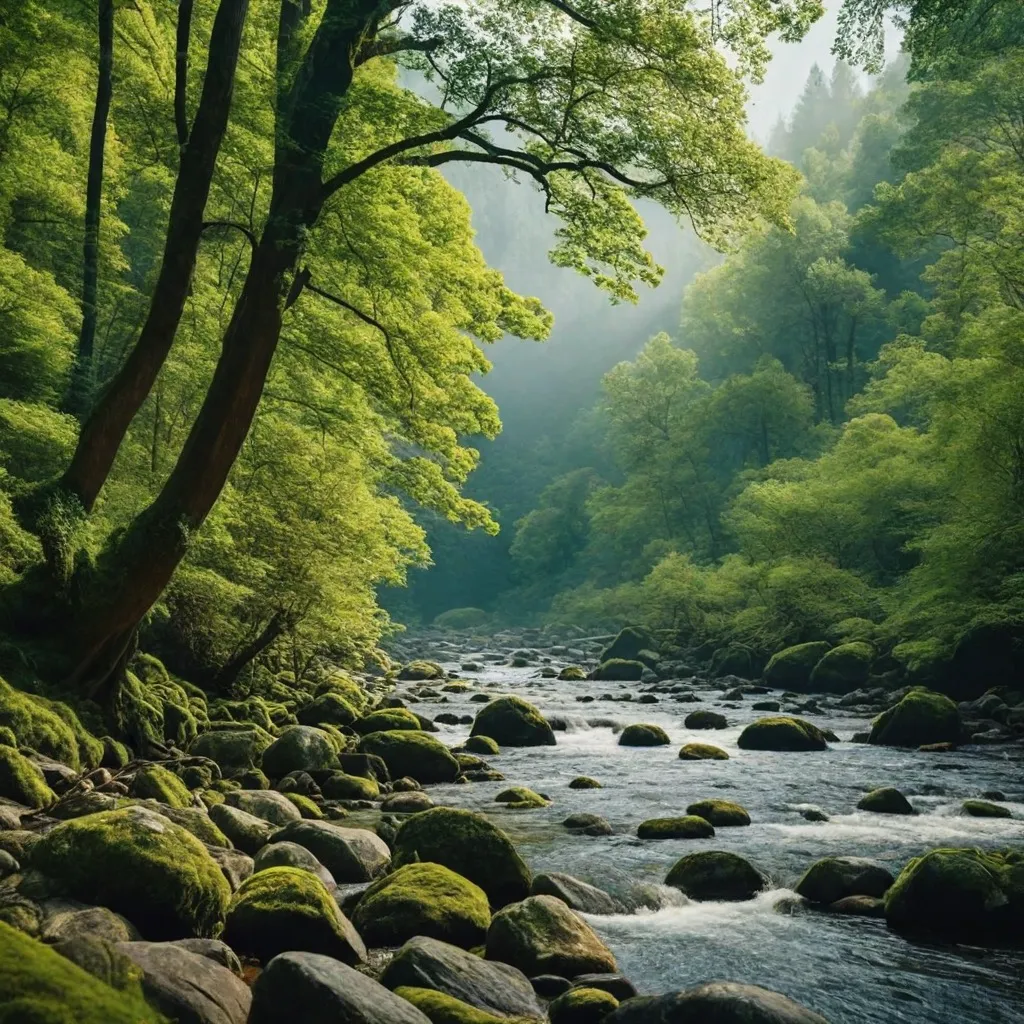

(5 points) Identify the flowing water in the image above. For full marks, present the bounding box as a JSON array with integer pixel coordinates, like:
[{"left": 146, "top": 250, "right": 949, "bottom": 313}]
[{"left": 388, "top": 658, "right": 1024, "bottom": 1023}]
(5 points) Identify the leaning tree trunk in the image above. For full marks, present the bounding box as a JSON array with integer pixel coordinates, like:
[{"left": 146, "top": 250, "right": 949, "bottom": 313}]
[
  {"left": 211, "top": 609, "right": 291, "bottom": 691},
  {"left": 59, "top": 0, "right": 249, "bottom": 513},
  {"left": 65, "top": 0, "right": 114, "bottom": 417}
]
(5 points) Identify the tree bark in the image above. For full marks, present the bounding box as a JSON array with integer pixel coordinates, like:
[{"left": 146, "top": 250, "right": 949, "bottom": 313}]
[
  {"left": 211, "top": 609, "right": 290, "bottom": 691},
  {"left": 175, "top": 0, "right": 195, "bottom": 148},
  {"left": 65, "top": 0, "right": 114, "bottom": 417},
  {"left": 59, "top": 0, "right": 250, "bottom": 513}
]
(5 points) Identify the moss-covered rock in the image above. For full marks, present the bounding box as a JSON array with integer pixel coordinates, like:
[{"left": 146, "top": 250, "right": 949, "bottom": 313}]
[
  {"left": 282, "top": 792, "right": 322, "bottom": 819},
  {"left": 462, "top": 735, "right": 499, "bottom": 756},
  {"left": 549, "top": 987, "right": 619, "bottom": 1024},
  {"left": 189, "top": 726, "right": 273, "bottom": 773},
  {"left": 962, "top": 799, "right": 1012, "bottom": 818},
  {"left": 569, "top": 776, "right": 602, "bottom": 789},
  {"left": 296, "top": 693, "right": 359, "bottom": 728},
  {"left": 225, "top": 788, "right": 303, "bottom": 826},
  {"left": 884, "top": 847, "right": 1024, "bottom": 942},
  {"left": 603, "top": 982, "right": 827, "bottom": 1024},
  {"left": 709, "top": 645, "right": 756, "bottom": 680},
  {"left": 684, "top": 710, "right": 727, "bottom": 730},
  {"left": 434, "top": 607, "right": 491, "bottom": 631},
  {"left": 130, "top": 765, "right": 192, "bottom": 809},
  {"left": 868, "top": 689, "right": 962, "bottom": 747},
  {"left": 0, "top": 920, "right": 163, "bottom": 1023},
  {"left": 637, "top": 816, "right": 714, "bottom": 840},
  {"left": 353, "top": 862, "right": 491, "bottom": 949},
  {"left": 558, "top": 667, "right": 587, "bottom": 681},
  {"left": 395, "top": 986, "right": 513, "bottom": 1024},
  {"left": 223, "top": 866, "right": 366, "bottom": 964},
  {"left": 0, "top": 726, "right": 16, "bottom": 747},
  {"left": 261, "top": 726, "right": 339, "bottom": 779},
  {"left": 857, "top": 787, "right": 914, "bottom": 815},
  {"left": 0, "top": 746, "right": 55, "bottom": 808},
  {"left": 592, "top": 659, "right": 645, "bottom": 682},
  {"left": 618, "top": 723, "right": 669, "bottom": 747},
  {"left": 208, "top": 802, "right": 276, "bottom": 854},
  {"left": 0, "top": 675, "right": 88, "bottom": 770},
  {"left": 795, "top": 856, "right": 894, "bottom": 905},
  {"left": 470, "top": 697, "right": 555, "bottom": 748},
  {"left": 495, "top": 787, "right": 549, "bottom": 809},
  {"left": 599, "top": 627, "right": 654, "bottom": 664},
  {"left": 321, "top": 771, "right": 381, "bottom": 800},
  {"left": 358, "top": 731, "right": 460, "bottom": 784},
  {"left": 400, "top": 661, "right": 446, "bottom": 681},
  {"left": 486, "top": 894, "right": 616, "bottom": 977},
  {"left": 678, "top": 743, "right": 729, "bottom": 761},
  {"left": 686, "top": 799, "right": 750, "bottom": 827},
  {"left": 29, "top": 806, "right": 230, "bottom": 938},
  {"left": 393, "top": 808, "right": 530, "bottom": 908},
  {"left": 356, "top": 708, "right": 423, "bottom": 735},
  {"left": 808, "top": 642, "right": 874, "bottom": 694},
  {"left": 272, "top": 820, "right": 391, "bottom": 883},
  {"left": 148, "top": 804, "right": 231, "bottom": 848},
  {"left": 763, "top": 642, "right": 831, "bottom": 691},
  {"left": 664, "top": 850, "right": 765, "bottom": 901},
  {"left": 737, "top": 716, "right": 828, "bottom": 752}
]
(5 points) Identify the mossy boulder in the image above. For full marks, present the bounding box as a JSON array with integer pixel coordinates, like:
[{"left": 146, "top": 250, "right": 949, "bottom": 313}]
[
  {"left": 795, "top": 856, "right": 894, "bottom": 905},
  {"left": 569, "top": 776, "right": 602, "bottom": 789},
  {"left": 486, "top": 894, "right": 616, "bottom": 977},
  {"left": 463, "top": 735, "right": 499, "bottom": 756},
  {"left": 0, "top": 920, "right": 163, "bottom": 1023},
  {"left": 470, "top": 697, "right": 555, "bottom": 748},
  {"left": 393, "top": 808, "right": 530, "bottom": 908},
  {"left": 678, "top": 743, "right": 729, "bottom": 761},
  {"left": 353, "top": 862, "right": 491, "bottom": 949},
  {"left": 0, "top": 746, "right": 56, "bottom": 808},
  {"left": 296, "top": 693, "right": 359, "bottom": 728},
  {"left": 763, "top": 642, "right": 831, "bottom": 691},
  {"left": 665, "top": 850, "right": 765, "bottom": 901},
  {"left": 358, "top": 731, "right": 460, "bottom": 784},
  {"left": 808, "top": 642, "right": 874, "bottom": 694},
  {"left": 549, "top": 987, "right": 619, "bottom": 1024},
  {"left": 395, "top": 986, "right": 513, "bottom": 1024},
  {"left": 599, "top": 627, "right": 654, "bottom": 664},
  {"left": 618, "top": 723, "right": 669, "bottom": 747},
  {"left": 283, "top": 792, "right": 323, "bottom": 818},
  {"left": 558, "top": 667, "right": 587, "bottom": 681},
  {"left": 224, "top": 866, "right": 366, "bottom": 964},
  {"left": 637, "top": 815, "right": 714, "bottom": 840},
  {"left": 709, "top": 645, "right": 756, "bottom": 680},
  {"left": 29, "top": 806, "right": 230, "bottom": 938},
  {"left": 321, "top": 771, "right": 381, "bottom": 800},
  {"left": 684, "top": 710, "right": 727, "bottom": 730},
  {"left": 686, "top": 799, "right": 750, "bottom": 827},
  {"left": 592, "top": 659, "right": 645, "bottom": 682},
  {"left": 0, "top": 675, "right": 92, "bottom": 770},
  {"left": 131, "top": 765, "right": 192, "bottom": 809},
  {"left": 189, "top": 727, "right": 272, "bottom": 773},
  {"left": 434, "top": 607, "right": 491, "bottom": 630},
  {"left": 272, "top": 820, "right": 391, "bottom": 882},
  {"left": 868, "top": 689, "right": 962, "bottom": 747},
  {"left": 400, "top": 661, "right": 446, "bottom": 681},
  {"left": 209, "top": 802, "right": 276, "bottom": 854},
  {"left": 857, "top": 787, "right": 914, "bottom": 815},
  {"left": 225, "top": 788, "right": 303, "bottom": 826},
  {"left": 737, "top": 716, "right": 828, "bottom": 752},
  {"left": 261, "top": 726, "right": 339, "bottom": 779},
  {"left": 963, "top": 799, "right": 1012, "bottom": 818},
  {"left": 603, "top": 982, "right": 827, "bottom": 1024},
  {"left": 884, "top": 848, "right": 1024, "bottom": 942},
  {"left": 355, "top": 708, "right": 423, "bottom": 735},
  {"left": 495, "top": 786, "right": 549, "bottom": 809}
]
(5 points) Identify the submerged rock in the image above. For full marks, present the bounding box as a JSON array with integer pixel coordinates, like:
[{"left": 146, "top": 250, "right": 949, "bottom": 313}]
[
  {"left": 684, "top": 710, "right": 727, "bottom": 730},
  {"left": 569, "top": 776, "right": 602, "bottom": 789},
  {"left": 562, "top": 813, "right": 613, "bottom": 836},
  {"left": 530, "top": 872, "right": 624, "bottom": 915},
  {"left": 962, "top": 799, "right": 1012, "bottom": 818}
]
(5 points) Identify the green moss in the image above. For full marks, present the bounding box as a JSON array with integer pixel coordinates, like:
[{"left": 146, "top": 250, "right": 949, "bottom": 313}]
[
  {"left": 0, "top": 829, "right": 41, "bottom": 861},
  {"left": 0, "top": 746, "right": 55, "bottom": 808},
  {"left": 355, "top": 707, "right": 422, "bottom": 735},
  {"left": 200, "top": 788, "right": 225, "bottom": 808},
  {"left": 808, "top": 642, "right": 874, "bottom": 694},
  {"left": 868, "top": 689, "right": 962, "bottom": 747},
  {"left": 0, "top": 921, "right": 164, "bottom": 1023},
  {"left": 29, "top": 807, "right": 230, "bottom": 939},
  {"left": 314, "top": 673, "right": 370, "bottom": 713},
  {"left": 569, "top": 776, "right": 601, "bottom": 789},
  {"left": 111, "top": 671, "right": 166, "bottom": 753},
  {"left": 618, "top": 723, "right": 669, "bottom": 747},
  {"left": 296, "top": 692, "right": 359, "bottom": 728},
  {"left": 189, "top": 726, "right": 273, "bottom": 773},
  {"left": 686, "top": 799, "right": 750, "bottom": 827},
  {"left": 637, "top": 815, "right": 714, "bottom": 840},
  {"left": 261, "top": 726, "right": 339, "bottom": 779},
  {"left": 392, "top": 807, "right": 531, "bottom": 907},
  {"left": 284, "top": 792, "right": 323, "bottom": 819},
  {"left": 100, "top": 736, "right": 130, "bottom": 768},
  {"left": 353, "top": 862, "right": 491, "bottom": 948},
  {"left": 470, "top": 696, "right": 555, "bottom": 748},
  {"left": 884, "top": 847, "right": 1024, "bottom": 942},
  {"left": 463, "top": 735, "right": 499, "bottom": 756},
  {"left": 321, "top": 771, "right": 380, "bottom": 800},
  {"left": 495, "top": 786, "right": 549, "bottom": 809},
  {"left": 395, "top": 987, "right": 520, "bottom": 1024},
  {"left": 592, "top": 659, "right": 645, "bottom": 682},
  {"left": 398, "top": 660, "right": 445, "bottom": 681},
  {"left": 238, "top": 767, "right": 270, "bottom": 790},
  {"left": 357, "top": 730, "right": 459, "bottom": 784},
  {"left": 665, "top": 850, "right": 765, "bottom": 901},
  {"left": 131, "top": 765, "right": 192, "bottom": 808},
  {"left": 0, "top": 675, "right": 81, "bottom": 769},
  {"left": 558, "top": 666, "right": 587, "bottom": 681},
  {"left": 0, "top": 726, "right": 16, "bottom": 747},
  {"left": 223, "top": 866, "right": 365, "bottom": 964},
  {"left": 179, "top": 764, "right": 214, "bottom": 790},
  {"left": 549, "top": 988, "right": 619, "bottom": 1024},
  {"left": 154, "top": 805, "right": 231, "bottom": 847},
  {"left": 678, "top": 742, "right": 729, "bottom": 760},
  {"left": 763, "top": 642, "right": 831, "bottom": 690},
  {"left": 737, "top": 716, "right": 828, "bottom": 752}
]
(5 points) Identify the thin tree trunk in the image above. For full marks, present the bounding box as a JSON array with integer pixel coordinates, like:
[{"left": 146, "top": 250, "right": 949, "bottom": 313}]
[
  {"left": 59, "top": 0, "right": 249, "bottom": 513},
  {"left": 65, "top": 0, "right": 114, "bottom": 417},
  {"left": 212, "top": 609, "right": 289, "bottom": 690},
  {"left": 175, "top": 0, "right": 195, "bottom": 148}
]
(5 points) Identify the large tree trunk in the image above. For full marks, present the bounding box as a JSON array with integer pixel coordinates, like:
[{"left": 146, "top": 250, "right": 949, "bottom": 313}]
[
  {"left": 65, "top": 0, "right": 114, "bottom": 417},
  {"left": 59, "top": 0, "right": 249, "bottom": 513}
]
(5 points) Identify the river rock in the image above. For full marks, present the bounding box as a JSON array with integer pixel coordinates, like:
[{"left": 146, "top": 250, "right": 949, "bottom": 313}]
[
  {"left": 116, "top": 940, "right": 252, "bottom": 1024},
  {"left": 856, "top": 787, "right": 914, "bottom": 814},
  {"left": 678, "top": 743, "right": 729, "bottom": 760},
  {"left": 273, "top": 820, "right": 391, "bottom": 882},
  {"left": 830, "top": 895, "right": 885, "bottom": 917},
  {"left": 486, "top": 895, "right": 617, "bottom": 978},
  {"left": 321, "top": 771, "right": 380, "bottom": 800},
  {"left": 39, "top": 899, "right": 140, "bottom": 944},
  {"left": 209, "top": 803, "right": 276, "bottom": 854},
  {"left": 225, "top": 788, "right": 302, "bottom": 826},
  {"left": 190, "top": 728, "right": 272, "bottom": 773},
  {"left": 604, "top": 981, "right": 828, "bottom": 1024},
  {"left": 530, "top": 872, "right": 624, "bottom": 915},
  {"left": 207, "top": 847, "right": 254, "bottom": 891},
  {"left": 171, "top": 938, "right": 244, "bottom": 974},
  {"left": 253, "top": 841, "right": 336, "bottom": 887},
  {"left": 763, "top": 643, "right": 832, "bottom": 691},
  {"left": 296, "top": 692, "right": 359, "bottom": 727},
  {"left": 382, "top": 790, "right": 436, "bottom": 813},
  {"left": 261, "top": 727, "right": 339, "bottom": 779},
  {"left": 638, "top": 816, "right": 715, "bottom": 840},
  {"left": 593, "top": 660, "right": 646, "bottom": 681},
  {"left": 665, "top": 851, "right": 766, "bottom": 901},
  {"left": 357, "top": 731, "right": 460, "bottom": 783},
  {"left": 962, "top": 799, "right": 1012, "bottom": 818},
  {"left": 572, "top": 976, "right": 638, "bottom": 1002},
  {"left": 569, "top": 776, "right": 602, "bottom": 789},
  {"left": 737, "top": 717, "right": 828, "bottom": 752},
  {"left": 684, "top": 711, "right": 727, "bottom": 730},
  {"left": 794, "top": 857, "right": 894, "bottom": 905},
  {"left": 809, "top": 642, "right": 874, "bottom": 694},
  {"left": 686, "top": 799, "right": 750, "bottom": 827},
  {"left": 599, "top": 627, "right": 654, "bottom": 664},
  {"left": 549, "top": 986, "right": 619, "bottom": 1024},
  {"left": 868, "top": 689, "right": 962, "bottom": 747},
  {"left": 381, "top": 935, "right": 543, "bottom": 1018},
  {"left": 392, "top": 807, "right": 530, "bottom": 907},
  {"left": 562, "top": 813, "right": 613, "bottom": 836},
  {"left": 470, "top": 696, "right": 556, "bottom": 747},
  {"left": 618, "top": 723, "right": 670, "bottom": 747},
  {"left": 250, "top": 951, "right": 432, "bottom": 1024}
]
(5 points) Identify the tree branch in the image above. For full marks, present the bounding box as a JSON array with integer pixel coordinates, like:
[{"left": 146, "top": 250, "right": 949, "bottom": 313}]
[
  {"left": 201, "top": 219, "right": 257, "bottom": 249},
  {"left": 538, "top": 0, "right": 600, "bottom": 31},
  {"left": 355, "top": 34, "right": 442, "bottom": 67},
  {"left": 174, "top": 0, "right": 194, "bottom": 148}
]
